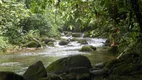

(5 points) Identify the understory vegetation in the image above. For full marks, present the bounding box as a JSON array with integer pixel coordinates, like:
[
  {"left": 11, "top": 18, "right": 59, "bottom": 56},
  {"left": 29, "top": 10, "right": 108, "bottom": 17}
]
[{"left": 0, "top": 0, "right": 142, "bottom": 59}]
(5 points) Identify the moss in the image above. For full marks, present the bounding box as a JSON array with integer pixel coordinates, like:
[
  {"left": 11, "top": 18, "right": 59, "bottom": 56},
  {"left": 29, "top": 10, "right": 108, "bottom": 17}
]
[
  {"left": 78, "top": 39, "right": 88, "bottom": 44},
  {"left": 46, "top": 55, "right": 92, "bottom": 74},
  {"left": 42, "top": 38, "right": 55, "bottom": 44},
  {"left": 77, "top": 73, "right": 90, "bottom": 80},
  {"left": 72, "top": 33, "right": 81, "bottom": 37},
  {"left": 38, "top": 78, "right": 48, "bottom": 80},
  {"left": 48, "top": 74, "right": 62, "bottom": 80},
  {"left": 104, "top": 59, "right": 120, "bottom": 69},
  {"left": 80, "top": 46, "right": 94, "bottom": 52},
  {"left": 59, "top": 40, "right": 69, "bottom": 45},
  {"left": 47, "top": 42, "right": 54, "bottom": 46},
  {"left": 84, "top": 32, "right": 90, "bottom": 37}
]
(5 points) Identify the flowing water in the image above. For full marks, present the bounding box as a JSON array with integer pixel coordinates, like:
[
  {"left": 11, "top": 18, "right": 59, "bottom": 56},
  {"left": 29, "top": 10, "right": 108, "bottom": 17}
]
[{"left": 0, "top": 34, "right": 116, "bottom": 75}]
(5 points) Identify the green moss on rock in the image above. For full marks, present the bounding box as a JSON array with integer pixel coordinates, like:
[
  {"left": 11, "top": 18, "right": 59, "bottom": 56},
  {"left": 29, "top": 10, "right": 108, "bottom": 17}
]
[
  {"left": 72, "top": 33, "right": 81, "bottom": 37},
  {"left": 80, "top": 46, "right": 94, "bottom": 52},
  {"left": 46, "top": 55, "right": 92, "bottom": 74},
  {"left": 78, "top": 39, "right": 88, "bottom": 44},
  {"left": 47, "top": 42, "right": 54, "bottom": 47},
  {"left": 77, "top": 73, "right": 90, "bottom": 80},
  {"left": 59, "top": 40, "right": 69, "bottom": 45}
]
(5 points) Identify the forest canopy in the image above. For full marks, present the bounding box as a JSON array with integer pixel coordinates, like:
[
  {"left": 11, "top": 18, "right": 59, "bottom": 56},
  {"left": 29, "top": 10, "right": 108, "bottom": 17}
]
[{"left": 0, "top": 0, "right": 142, "bottom": 58}]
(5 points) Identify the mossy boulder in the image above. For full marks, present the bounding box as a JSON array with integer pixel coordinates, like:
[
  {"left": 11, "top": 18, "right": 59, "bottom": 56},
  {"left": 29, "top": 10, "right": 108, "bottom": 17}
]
[
  {"left": 42, "top": 38, "right": 55, "bottom": 44},
  {"left": 47, "top": 74, "right": 62, "bottom": 80},
  {"left": 69, "top": 67, "right": 90, "bottom": 75},
  {"left": 46, "top": 55, "right": 92, "bottom": 74},
  {"left": 77, "top": 73, "right": 90, "bottom": 80},
  {"left": 80, "top": 46, "right": 95, "bottom": 52},
  {"left": 72, "top": 33, "right": 82, "bottom": 37},
  {"left": 64, "top": 31, "right": 72, "bottom": 36},
  {"left": 59, "top": 40, "right": 69, "bottom": 45},
  {"left": 90, "top": 69, "right": 108, "bottom": 76},
  {"left": 0, "top": 71, "right": 24, "bottom": 80},
  {"left": 47, "top": 42, "right": 54, "bottom": 47},
  {"left": 23, "top": 41, "right": 41, "bottom": 48},
  {"left": 23, "top": 61, "right": 47, "bottom": 80},
  {"left": 78, "top": 39, "right": 88, "bottom": 44},
  {"left": 84, "top": 32, "right": 90, "bottom": 37}
]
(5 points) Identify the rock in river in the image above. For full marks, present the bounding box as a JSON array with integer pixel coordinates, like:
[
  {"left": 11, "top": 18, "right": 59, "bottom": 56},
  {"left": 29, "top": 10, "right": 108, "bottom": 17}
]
[
  {"left": 59, "top": 40, "right": 69, "bottom": 45},
  {"left": 23, "top": 61, "right": 47, "bottom": 80},
  {"left": 46, "top": 55, "right": 92, "bottom": 74},
  {"left": 0, "top": 71, "right": 24, "bottom": 80}
]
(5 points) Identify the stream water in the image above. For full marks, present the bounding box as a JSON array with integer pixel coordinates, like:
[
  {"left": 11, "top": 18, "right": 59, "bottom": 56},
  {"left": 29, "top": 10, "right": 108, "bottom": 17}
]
[{"left": 0, "top": 34, "right": 116, "bottom": 75}]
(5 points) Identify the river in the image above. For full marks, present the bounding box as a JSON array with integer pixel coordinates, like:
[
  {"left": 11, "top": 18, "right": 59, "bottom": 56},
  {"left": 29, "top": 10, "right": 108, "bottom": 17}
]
[{"left": 0, "top": 34, "right": 115, "bottom": 75}]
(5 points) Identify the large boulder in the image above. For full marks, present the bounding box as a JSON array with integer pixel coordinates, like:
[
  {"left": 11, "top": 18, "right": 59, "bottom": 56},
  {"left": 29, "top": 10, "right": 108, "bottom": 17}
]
[
  {"left": 42, "top": 38, "right": 55, "bottom": 44},
  {"left": 78, "top": 39, "right": 88, "bottom": 44},
  {"left": 59, "top": 40, "right": 69, "bottom": 45},
  {"left": 23, "top": 61, "right": 47, "bottom": 80},
  {"left": 0, "top": 71, "right": 24, "bottom": 80},
  {"left": 46, "top": 55, "right": 92, "bottom": 74},
  {"left": 80, "top": 46, "right": 96, "bottom": 52},
  {"left": 69, "top": 67, "right": 90, "bottom": 75}
]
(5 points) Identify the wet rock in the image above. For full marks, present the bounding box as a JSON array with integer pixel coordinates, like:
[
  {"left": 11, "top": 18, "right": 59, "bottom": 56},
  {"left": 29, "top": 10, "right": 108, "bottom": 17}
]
[
  {"left": 104, "top": 39, "right": 111, "bottom": 46},
  {"left": 38, "top": 77, "right": 48, "bottom": 80},
  {"left": 104, "top": 59, "right": 120, "bottom": 69},
  {"left": 48, "top": 74, "right": 62, "bottom": 80},
  {"left": 47, "top": 42, "right": 54, "bottom": 47},
  {"left": 108, "top": 75, "right": 135, "bottom": 80},
  {"left": 64, "top": 31, "right": 72, "bottom": 37},
  {"left": 90, "top": 46, "right": 97, "bottom": 51},
  {"left": 59, "top": 40, "right": 69, "bottom": 45},
  {"left": 69, "top": 67, "right": 90, "bottom": 75},
  {"left": 90, "top": 69, "right": 108, "bottom": 76},
  {"left": 78, "top": 39, "right": 88, "bottom": 44},
  {"left": 66, "top": 74, "right": 77, "bottom": 80},
  {"left": 42, "top": 38, "right": 55, "bottom": 44},
  {"left": 0, "top": 71, "right": 24, "bottom": 80},
  {"left": 95, "top": 62, "right": 106, "bottom": 69},
  {"left": 80, "top": 46, "right": 94, "bottom": 52},
  {"left": 84, "top": 32, "right": 90, "bottom": 37},
  {"left": 46, "top": 55, "right": 92, "bottom": 74},
  {"left": 77, "top": 73, "right": 91, "bottom": 80},
  {"left": 72, "top": 33, "right": 82, "bottom": 37},
  {"left": 23, "top": 61, "right": 47, "bottom": 80}
]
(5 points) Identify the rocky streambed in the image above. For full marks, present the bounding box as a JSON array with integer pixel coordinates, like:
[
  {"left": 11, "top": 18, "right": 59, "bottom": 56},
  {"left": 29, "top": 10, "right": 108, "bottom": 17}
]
[{"left": 1, "top": 32, "right": 141, "bottom": 80}]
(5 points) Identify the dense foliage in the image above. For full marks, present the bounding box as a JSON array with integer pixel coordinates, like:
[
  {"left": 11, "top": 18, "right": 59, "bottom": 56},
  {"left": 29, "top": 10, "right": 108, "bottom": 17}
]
[{"left": 0, "top": 0, "right": 142, "bottom": 59}]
